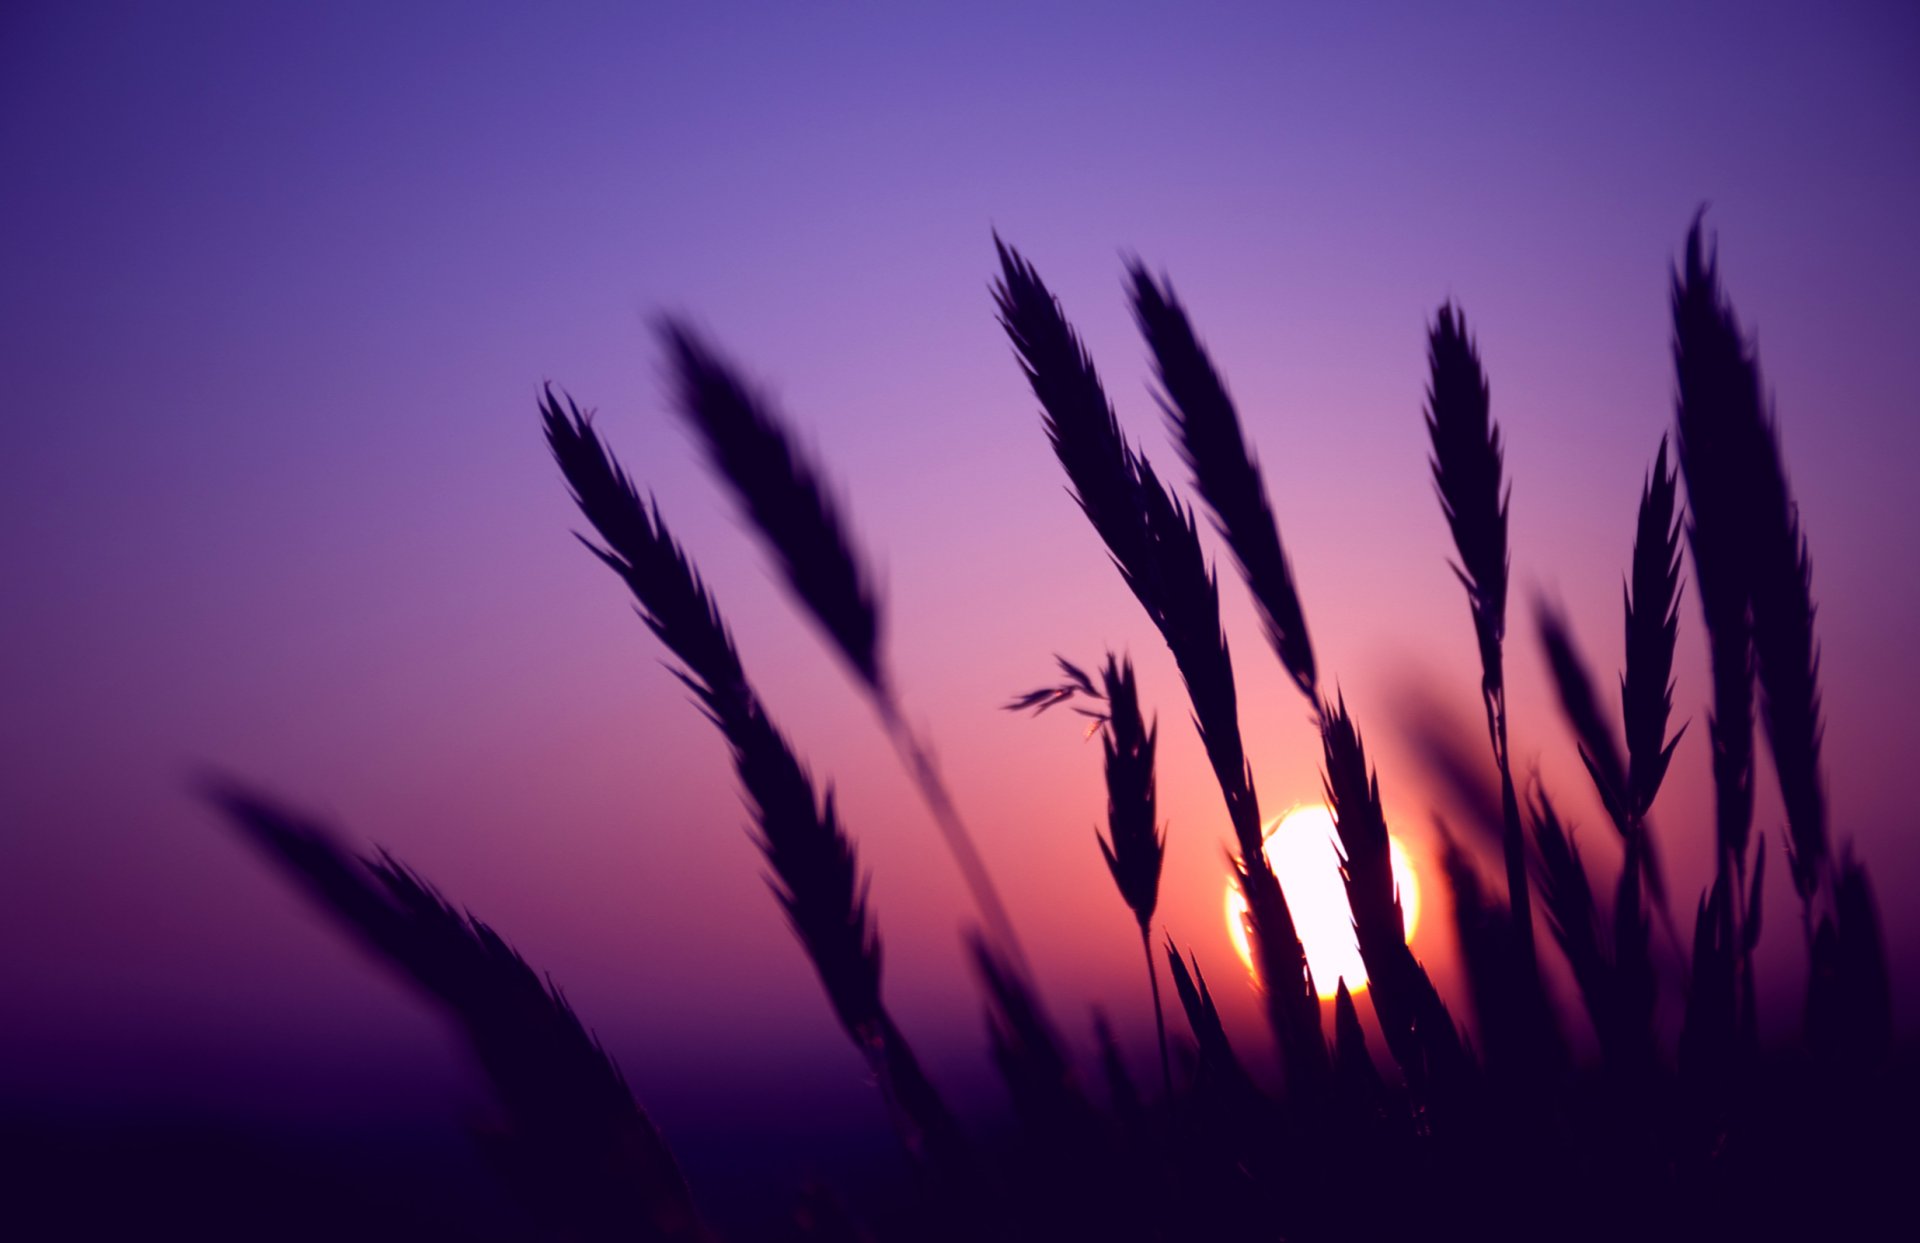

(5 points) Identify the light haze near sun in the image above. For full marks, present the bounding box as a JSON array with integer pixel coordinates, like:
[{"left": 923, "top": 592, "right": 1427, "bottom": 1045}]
[{"left": 1226, "top": 805, "right": 1420, "bottom": 1000}]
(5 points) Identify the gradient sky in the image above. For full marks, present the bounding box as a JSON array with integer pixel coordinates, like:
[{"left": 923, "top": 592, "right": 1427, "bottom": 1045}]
[{"left": 4, "top": 0, "right": 1917, "bottom": 1159}]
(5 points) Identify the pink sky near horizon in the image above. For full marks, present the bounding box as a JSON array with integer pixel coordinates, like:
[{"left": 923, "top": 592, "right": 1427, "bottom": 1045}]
[{"left": 3, "top": 1, "right": 1918, "bottom": 1136}]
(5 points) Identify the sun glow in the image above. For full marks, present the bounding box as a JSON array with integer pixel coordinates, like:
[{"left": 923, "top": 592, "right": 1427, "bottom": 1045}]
[{"left": 1224, "top": 804, "right": 1421, "bottom": 1001}]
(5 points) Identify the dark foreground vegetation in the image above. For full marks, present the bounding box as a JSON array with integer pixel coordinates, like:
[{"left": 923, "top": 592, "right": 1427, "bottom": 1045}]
[{"left": 207, "top": 218, "right": 1897, "bottom": 1241}]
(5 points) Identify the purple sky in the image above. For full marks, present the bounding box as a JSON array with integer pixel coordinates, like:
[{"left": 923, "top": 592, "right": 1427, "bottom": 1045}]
[{"left": 4, "top": 0, "right": 1917, "bottom": 1142}]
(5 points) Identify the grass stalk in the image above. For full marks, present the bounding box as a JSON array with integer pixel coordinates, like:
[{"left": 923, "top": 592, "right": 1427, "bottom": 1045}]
[
  {"left": 661, "top": 321, "right": 1029, "bottom": 975},
  {"left": 544, "top": 391, "right": 965, "bottom": 1169},
  {"left": 1425, "top": 304, "right": 1534, "bottom": 974},
  {"left": 1128, "top": 262, "right": 1318, "bottom": 706}
]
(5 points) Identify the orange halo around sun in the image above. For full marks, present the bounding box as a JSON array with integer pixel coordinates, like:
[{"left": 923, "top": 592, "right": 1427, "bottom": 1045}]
[{"left": 1224, "top": 804, "right": 1420, "bottom": 1001}]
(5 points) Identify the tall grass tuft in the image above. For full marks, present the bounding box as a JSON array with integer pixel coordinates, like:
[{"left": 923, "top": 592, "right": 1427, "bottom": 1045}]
[
  {"left": 1426, "top": 304, "right": 1532, "bottom": 971},
  {"left": 659, "top": 321, "right": 1027, "bottom": 974},
  {"left": 208, "top": 785, "right": 710, "bottom": 1243},
  {"left": 994, "top": 236, "right": 1326, "bottom": 1093},
  {"left": 1128, "top": 263, "right": 1318, "bottom": 704},
  {"left": 543, "top": 391, "right": 962, "bottom": 1168}
]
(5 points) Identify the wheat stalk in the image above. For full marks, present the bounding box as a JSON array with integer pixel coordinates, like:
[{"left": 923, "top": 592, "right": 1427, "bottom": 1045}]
[
  {"left": 544, "top": 391, "right": 964, "bottom": 1169},
  {"left": 993, "top": 237, "right": 1326, "bottom": 1092},
  {"left": 660, "top": 321, "right": 1027, "bottom": 975},
  {"left": 1128, "top": 262, "right": 1318, "bottom": 705}
]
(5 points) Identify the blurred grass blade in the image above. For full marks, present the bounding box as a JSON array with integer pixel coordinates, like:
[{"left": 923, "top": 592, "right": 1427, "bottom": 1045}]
[
  {"left": 659, "top": 323, "right": 1027, "bottom": 974},
  {"left": 660, "top": 321, "right": 883, "bottom": 695},
  {"left": 1129, "top": 262, "right": 1318, "bottom": 703},
  {"left": 209, "top": 784, "right": 710, "bottom": 1243},
  {"left": 1808, "top": 852, "right": 1892, "bottom": 1067},
  {"left": 1535, "top": 599, "right": 1629, "bottom": 828}
]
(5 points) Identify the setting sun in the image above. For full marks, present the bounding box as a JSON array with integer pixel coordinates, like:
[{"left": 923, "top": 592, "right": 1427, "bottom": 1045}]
[{"left": 1225, "top": 804, "right": 1420, "bottom": 1000}]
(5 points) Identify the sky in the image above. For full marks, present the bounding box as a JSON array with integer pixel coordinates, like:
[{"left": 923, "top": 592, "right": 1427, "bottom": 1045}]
[{"left": 3, "top": 0, "right": 1917, "bottom": 1182}]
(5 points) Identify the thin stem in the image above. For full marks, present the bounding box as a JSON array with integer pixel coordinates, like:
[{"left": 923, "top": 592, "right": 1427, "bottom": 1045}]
[
  {"left": 1485, "top": 684, "right": 1535, "bottom": 969},
  {"left": 875, "top": 692, "right": 1030, "bottom": 976},
  {"left": 1141, "top": 922, "right": 1171, "bottom": 1101},
  {"left": 1731, "top": 845, "right": 1757, "bottom": 1049}
]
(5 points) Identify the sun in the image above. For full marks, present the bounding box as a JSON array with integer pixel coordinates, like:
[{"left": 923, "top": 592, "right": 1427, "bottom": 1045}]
[{"left": 1224, "top": 804, "right": 1421, "bottom": 1001}]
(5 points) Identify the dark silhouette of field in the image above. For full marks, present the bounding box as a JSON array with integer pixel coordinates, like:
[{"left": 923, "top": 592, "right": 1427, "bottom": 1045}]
[{"left": 151, "top": 218, "right": 1905, "bottom": 1241}]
